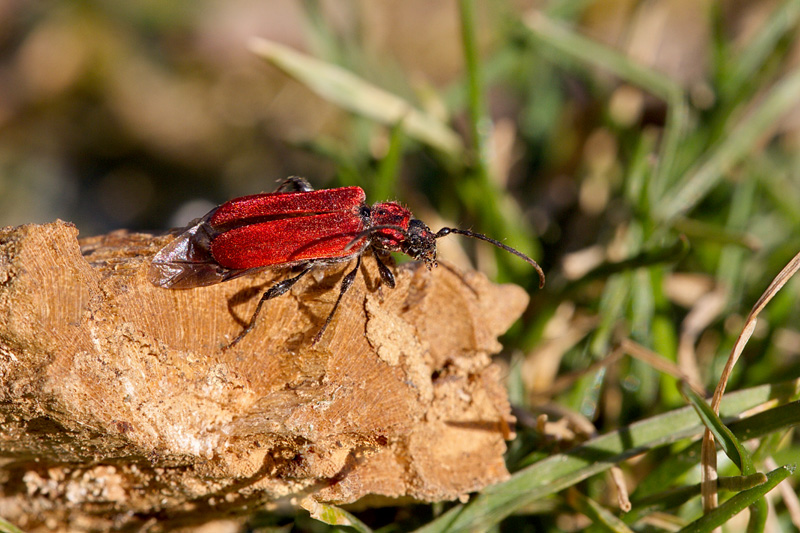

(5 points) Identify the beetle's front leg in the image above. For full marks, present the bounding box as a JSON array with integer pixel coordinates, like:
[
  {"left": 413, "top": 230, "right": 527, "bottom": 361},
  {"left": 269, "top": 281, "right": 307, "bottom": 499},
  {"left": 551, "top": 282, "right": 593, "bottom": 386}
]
[{"left": 372, "top": 251, "right": 396, "bottom": 289}]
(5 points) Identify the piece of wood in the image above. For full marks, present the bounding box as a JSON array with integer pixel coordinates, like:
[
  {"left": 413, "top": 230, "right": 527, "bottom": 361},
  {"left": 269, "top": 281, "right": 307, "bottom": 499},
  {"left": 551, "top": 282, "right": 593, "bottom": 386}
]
[{"left": 0, "top": 220, "right": 529, "bottom": 531}]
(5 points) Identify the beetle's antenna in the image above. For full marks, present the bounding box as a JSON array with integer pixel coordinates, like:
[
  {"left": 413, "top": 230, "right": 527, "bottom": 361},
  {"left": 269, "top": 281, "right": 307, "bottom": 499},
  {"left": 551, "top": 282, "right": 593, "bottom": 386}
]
[
  {"left": 344, "top": 225, "right": 409, "bottom": 251},
  {"left": 435, "top": 228, "right": 545, "bottom": 288}
]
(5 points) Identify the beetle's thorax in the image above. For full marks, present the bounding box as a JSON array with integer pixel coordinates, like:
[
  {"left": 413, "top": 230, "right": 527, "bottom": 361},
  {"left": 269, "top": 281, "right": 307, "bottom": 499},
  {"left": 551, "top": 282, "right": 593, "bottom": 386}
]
[
  {"left": 364, "top": 201, "right": 410, "bottom": 252},
  {"left": 365, "top": 202, "right": 437, "bottom": 267}
]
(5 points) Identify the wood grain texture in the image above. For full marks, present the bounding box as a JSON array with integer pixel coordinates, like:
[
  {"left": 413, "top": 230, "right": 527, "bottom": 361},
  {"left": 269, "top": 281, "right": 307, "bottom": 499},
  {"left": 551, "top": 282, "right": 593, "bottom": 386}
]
[{"left": 0, "top": 220, "right": 529, "bottom": 531}]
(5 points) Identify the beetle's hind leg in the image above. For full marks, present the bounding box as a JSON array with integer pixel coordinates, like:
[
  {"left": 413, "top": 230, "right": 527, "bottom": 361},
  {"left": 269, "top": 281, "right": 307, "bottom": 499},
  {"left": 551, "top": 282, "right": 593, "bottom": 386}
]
[
  {"left": 224, "top": 264, "right": 315, "bottom": 349},
  {"left": 275, "top": 176, "right": 314, "bottom": 192}
]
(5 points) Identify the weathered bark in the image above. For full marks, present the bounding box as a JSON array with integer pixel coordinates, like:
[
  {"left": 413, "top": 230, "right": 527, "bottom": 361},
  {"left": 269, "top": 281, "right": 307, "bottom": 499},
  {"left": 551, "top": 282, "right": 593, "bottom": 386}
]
[{"left": 0, "top": 220, "right": 528, "bottom": 531}]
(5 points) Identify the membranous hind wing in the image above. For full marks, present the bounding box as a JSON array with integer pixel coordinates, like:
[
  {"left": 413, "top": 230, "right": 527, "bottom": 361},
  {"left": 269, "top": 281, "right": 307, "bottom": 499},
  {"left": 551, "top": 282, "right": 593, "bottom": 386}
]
[{"left": 149, "top": 212, "right": 247, "bottom": 289}]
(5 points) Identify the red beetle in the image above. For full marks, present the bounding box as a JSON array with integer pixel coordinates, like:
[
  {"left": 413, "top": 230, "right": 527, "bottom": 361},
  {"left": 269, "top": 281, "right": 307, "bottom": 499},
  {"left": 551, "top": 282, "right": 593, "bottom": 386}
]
[{"left": 149, "top": 177, "right": 544, "bottom": 348}]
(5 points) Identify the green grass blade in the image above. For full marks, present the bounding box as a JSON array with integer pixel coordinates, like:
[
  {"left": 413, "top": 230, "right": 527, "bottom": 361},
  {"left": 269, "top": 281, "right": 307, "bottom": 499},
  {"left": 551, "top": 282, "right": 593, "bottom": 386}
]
[
  {"left": 0, "top": 517, "right": 23, "bottom": 533},
  {"left": 719, "top": 0, "right": 800, "bottom": 103},
  {"left": 746, "top": 495, "right": 768, "bottom": 533},
  {"left": 632, "top": 399, "right": 800, "bottom": 502},
  {"left": 458, "top": 0, "right": 489, "bottom": 172},
  {"left": 718, "top": 473, "right": 769, "bottom": 492},
  {"left": 717, "top": 175, "right": 757, "bottom": 305},
  {"left": 629, "top": 483, "right": 701, "bottom": 520},
  {"left": 249, "top": 38, "right": 463, "bottom": 158},
  {"left": 371, "top": 121, "right": 405, "bottom": 203},
  {"left": 522, "top": 11, "right": 682, "bottom": 103},
  {"left": 414, "top": 380, "right": 800, "bottom": 533},
  {"left": 682, "top": 382, "right": 755, "bottom": 475},
  {"left": 521, "top": 11, "right": 689, "bottom": 198},
  {"left": 569, "top": 491, "right": 634, "bottom": 532},
  {"left": 626, "top": 474, "right": 767, "bottom": 526},
  {"left": 672, "top": 218, "right": 759, "bottom": 250},
  {"left": 656, "top": 66, "right": 800, "bottom": 224},
  {"left": 303, "top": 500, "right": 375, "bottom": 533},
  {"left": 562, "top": 236, "right": 689, "bottom": 292},
  {"left": 677, "top": 465, "right": 794, "bottom": 533}
]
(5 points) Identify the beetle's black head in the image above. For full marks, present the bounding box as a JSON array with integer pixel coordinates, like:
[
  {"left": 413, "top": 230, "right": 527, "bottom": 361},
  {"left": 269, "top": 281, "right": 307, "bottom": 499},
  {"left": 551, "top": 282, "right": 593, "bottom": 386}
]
[{"left": 401, "top": 218, "right": 438, "bottom": 268}]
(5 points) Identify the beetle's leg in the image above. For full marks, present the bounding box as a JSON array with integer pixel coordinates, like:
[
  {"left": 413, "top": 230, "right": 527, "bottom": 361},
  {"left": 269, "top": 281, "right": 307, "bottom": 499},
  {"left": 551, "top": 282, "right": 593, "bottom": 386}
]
[
  {"left": 372, "top": 250, "right": 395, "bottom": 289},
  {"left": 312, "top": 255, "right": 362, "bottom": 345},
  {"left": 275, "top": 176, "right": 314, "bottom": 192},
  {"left": 224, "top": 264, "right": 315, "bottom": 349}
]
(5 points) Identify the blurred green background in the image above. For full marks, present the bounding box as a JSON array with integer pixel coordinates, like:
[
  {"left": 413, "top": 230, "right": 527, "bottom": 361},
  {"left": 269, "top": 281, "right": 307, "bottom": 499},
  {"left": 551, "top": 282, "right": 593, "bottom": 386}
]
[{"left": 2, "top": 0, "right": 800, "bottom": 531}]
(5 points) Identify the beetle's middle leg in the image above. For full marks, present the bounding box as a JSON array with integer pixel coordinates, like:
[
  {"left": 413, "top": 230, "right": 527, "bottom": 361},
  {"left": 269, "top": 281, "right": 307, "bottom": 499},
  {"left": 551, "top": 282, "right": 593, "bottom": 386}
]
[
  {"left": 224, "top": 264, "right": 315, "bottom": 349},
  {"left": 311, "top": 255, "right": 363, "bottom": 345}
]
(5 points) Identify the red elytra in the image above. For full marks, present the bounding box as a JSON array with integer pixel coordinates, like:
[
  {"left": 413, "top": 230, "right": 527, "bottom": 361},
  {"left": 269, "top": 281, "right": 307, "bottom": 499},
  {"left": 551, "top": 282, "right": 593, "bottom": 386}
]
[
  {"left": 208, "top": 187, "right": 412, "bottom": 270},
  {"left": 149, "top": 177, "right": 545, "bottom": 348}
]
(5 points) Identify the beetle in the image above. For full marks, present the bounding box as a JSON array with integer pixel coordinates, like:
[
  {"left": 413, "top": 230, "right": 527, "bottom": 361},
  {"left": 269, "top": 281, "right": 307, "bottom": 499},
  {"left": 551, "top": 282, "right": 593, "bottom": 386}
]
[{"left": 149, "top": 177, "right": 545, "bottom": 348}]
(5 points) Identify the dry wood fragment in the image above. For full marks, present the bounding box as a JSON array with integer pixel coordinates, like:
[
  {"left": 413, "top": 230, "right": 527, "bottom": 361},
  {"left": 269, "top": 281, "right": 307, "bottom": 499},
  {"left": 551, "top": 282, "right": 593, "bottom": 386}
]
[{"left": 0, "top": 220, "right": 529, "bottom": 531}]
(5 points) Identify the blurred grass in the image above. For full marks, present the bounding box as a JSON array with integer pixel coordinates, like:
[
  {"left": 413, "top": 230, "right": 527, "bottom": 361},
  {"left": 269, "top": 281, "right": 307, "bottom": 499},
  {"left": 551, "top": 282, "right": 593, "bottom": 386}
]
[{"left": 2, "top": 0, "right": 800, "bottom": 531}]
